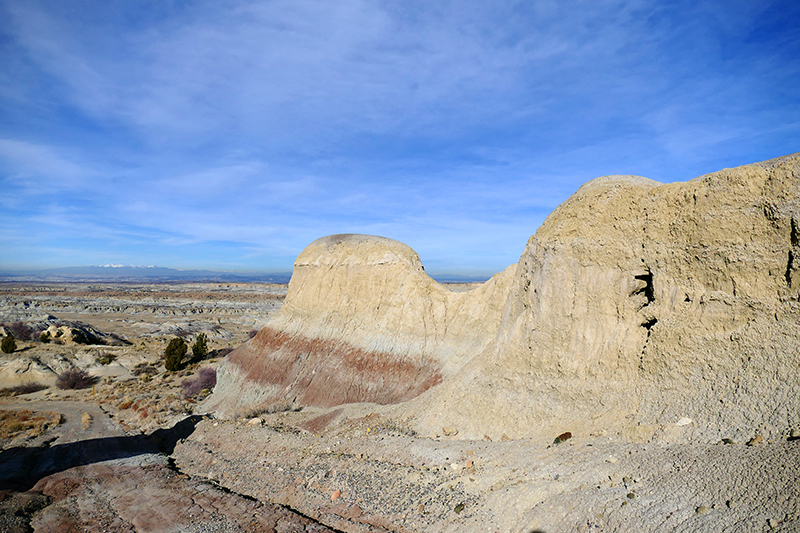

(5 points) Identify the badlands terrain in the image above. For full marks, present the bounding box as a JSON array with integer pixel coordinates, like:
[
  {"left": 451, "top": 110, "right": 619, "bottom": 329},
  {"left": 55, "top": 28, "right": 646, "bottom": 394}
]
[{"left": 2, "top": 153, "right": 800, "bottom": 532}]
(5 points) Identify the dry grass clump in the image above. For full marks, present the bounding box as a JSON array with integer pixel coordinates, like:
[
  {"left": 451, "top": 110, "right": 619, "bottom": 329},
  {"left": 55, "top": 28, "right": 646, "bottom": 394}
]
[
  {"left": 0, "top": 382, "right": 48, "bottom": 397},
  {"left": 96, "top": 352, "right": 117, "bottom": 365},
  {"left": 0, "top": 409, "right": 62, "bottom": 439},
  {"left": 132, "top": 363, "right": 158, "bottom": 376},
  {"left": 236, "top": 399, "right": 302, "bottom": 419}
]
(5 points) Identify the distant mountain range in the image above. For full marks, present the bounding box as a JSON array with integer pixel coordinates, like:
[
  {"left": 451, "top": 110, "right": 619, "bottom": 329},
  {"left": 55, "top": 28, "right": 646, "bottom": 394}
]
[
  {"left": 0, "top": 265, "right": 490, "bottom": 284},
  {"left": 0, "top": 265, "right": 293, "bottom": 283}
]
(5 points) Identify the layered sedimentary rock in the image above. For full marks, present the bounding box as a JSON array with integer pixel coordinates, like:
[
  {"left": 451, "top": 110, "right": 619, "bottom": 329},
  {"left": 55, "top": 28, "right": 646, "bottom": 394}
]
[
  {"left": 210, "top": 153, "right": 800, "bottom": 443},
  {"left": 209, "top": 234, "right": 513, "bottom": 415}
]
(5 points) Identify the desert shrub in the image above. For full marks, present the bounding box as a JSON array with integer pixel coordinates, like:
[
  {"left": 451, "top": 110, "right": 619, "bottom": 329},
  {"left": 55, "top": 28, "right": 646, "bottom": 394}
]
[
  {"left": 14, "top": 382, "right": 47, "bottom": 395},
  {"left": 96, "top": 353, "right": 117, "bottom": 365},
  {"left": 181, "top": 367, "right": 217, "bottom": 398},
  {"left": 7, "top": 322, "right": 35, "bottom": 341},
  {"left": 247, "top": 329, "right": 259, "bottom": 339},
  {"left": 39, "top": 331, "right": 51, "bottom": 343},
  {"left": 1, "top": 334, "right": 16, "bottom": 354},
  {"left": 164, "top": 337, "right": 187, "bottom": 372},
  {"left": 55, "top": 368, "right": 97, "bottom": 390},
  {"left": 213, "top": 347, "right": 234, "bottom": 358},
  {"left": 192, "top": 333, "right": 209, "bottom": 359},
  {"left": 0, "top": 382, "right": 48, "bottom": 397},
  {"left": 132, "top": 363, "right": 157, "bottom": 376}
]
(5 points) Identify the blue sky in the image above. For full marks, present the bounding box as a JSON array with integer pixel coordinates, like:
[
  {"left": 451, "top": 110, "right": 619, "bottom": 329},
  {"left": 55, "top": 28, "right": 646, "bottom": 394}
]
[{"left": 1, "top": 0, "right": 798, "bottom": 276}]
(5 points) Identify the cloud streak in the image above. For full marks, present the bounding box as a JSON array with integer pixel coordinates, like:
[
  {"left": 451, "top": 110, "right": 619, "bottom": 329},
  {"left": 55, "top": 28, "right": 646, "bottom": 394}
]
[{"left": 0, "top": 0, "right": 798, "bottom": 273}]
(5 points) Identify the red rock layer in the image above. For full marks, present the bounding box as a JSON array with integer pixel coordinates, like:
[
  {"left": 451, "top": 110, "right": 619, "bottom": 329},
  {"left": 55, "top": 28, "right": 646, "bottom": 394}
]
[{"left": 228, "top": 326, "right": 443, "bottom": 408}]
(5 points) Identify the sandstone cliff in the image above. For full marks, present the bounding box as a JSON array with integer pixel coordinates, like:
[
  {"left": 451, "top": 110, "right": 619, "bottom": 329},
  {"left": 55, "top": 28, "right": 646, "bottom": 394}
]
[{"left": 210, "top": 153, "right": 800, "bottom": 444}]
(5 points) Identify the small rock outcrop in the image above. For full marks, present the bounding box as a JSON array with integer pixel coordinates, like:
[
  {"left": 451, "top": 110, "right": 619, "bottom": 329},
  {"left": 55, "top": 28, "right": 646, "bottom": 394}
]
[{"left": 210, "top": 154, "right": 800, "bottom": 443}]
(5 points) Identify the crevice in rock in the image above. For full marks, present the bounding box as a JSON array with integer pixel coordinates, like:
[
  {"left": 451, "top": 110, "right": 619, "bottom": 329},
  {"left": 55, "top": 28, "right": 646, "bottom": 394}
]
[
  {"left": 641, "top": 317, "right": 658, "bottom": 331},
  {"left": 786, "top": 251, "right": 795, "bottom": 287},
  {"left": 633, "top": 270, "right": 655, "bottom": 307}
]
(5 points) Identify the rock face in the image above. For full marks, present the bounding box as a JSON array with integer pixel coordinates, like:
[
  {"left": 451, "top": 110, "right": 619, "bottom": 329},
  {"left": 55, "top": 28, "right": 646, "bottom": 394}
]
[
  {"left": 211, "top": 154, "right": 800, "bottom": 443},
  {"left": 210, "top": 234, "right": 513, "bottom": 414}
]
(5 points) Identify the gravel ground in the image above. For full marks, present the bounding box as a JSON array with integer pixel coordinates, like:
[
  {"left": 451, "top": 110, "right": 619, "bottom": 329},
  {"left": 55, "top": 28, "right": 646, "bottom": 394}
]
[{"left": 172, "top": 411, "right": 800, "bottom": 533}]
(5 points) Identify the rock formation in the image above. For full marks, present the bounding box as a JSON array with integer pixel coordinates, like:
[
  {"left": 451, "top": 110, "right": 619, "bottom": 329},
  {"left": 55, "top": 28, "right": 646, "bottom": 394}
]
[
  {"left": 210, "top": 234, "right": 514, "bottom": 413},
  {"left": 210, "top": 153, "right": 800, "bottom": 444}
]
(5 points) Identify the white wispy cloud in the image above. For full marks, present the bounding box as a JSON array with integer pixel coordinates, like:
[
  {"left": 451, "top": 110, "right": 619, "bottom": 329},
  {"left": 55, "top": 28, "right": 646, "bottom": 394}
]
[{"left": 0, "top": 0, "right": 797, "bottom": 273}]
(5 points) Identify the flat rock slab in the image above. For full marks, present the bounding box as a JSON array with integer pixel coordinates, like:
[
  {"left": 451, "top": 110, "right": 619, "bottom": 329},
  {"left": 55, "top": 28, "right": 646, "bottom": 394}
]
[
  {"left": 172, "top": 418, "right": 800, "bottom": 532},
  {"left": 29, "top": 462, "right": 337, "bottom": 533}
]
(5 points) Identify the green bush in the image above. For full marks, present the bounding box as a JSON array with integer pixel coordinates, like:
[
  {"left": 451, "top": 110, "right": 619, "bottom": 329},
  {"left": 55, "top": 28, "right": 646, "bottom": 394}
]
[
  {"left": 192, "top": 333, "right": 209, "bottom": 359},
  {"left": 1, "top": 334, "right": 16, "bottom": 354},
  {"left": 39, "top": 331, "right": 51, "bottom": 343},
  {"left": 164, "top": 337, "right": 187, "bottom": 372}
]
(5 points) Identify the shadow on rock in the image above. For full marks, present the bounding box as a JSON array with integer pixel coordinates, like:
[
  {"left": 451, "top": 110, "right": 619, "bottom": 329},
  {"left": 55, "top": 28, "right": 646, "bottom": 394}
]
[
  {"left": 0, "top": 415, "right": 207, "bottom": 491},
  {"left": 147, "top": 415, "right": 206, "bottom": 454}
]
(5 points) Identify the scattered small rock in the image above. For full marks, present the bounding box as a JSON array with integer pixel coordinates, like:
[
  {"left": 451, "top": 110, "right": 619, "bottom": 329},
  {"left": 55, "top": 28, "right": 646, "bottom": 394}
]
[
  {"left": 442, "top": 426, "right": 458, "bottom": 436},
  {"left": 454, "top": 503, "right": 465, "bottom": 514},
  {"left": 696, "top": 505, "right": 708, "bottom": 515},
  {"left": 553, "top": 431, "right": 572, "bottom": 445},
  {"left": 331, "top": 489, "right": 341, "bottom": 501},
  {"left": 746, "top": 435, "right": 763, "bottom": 446}
]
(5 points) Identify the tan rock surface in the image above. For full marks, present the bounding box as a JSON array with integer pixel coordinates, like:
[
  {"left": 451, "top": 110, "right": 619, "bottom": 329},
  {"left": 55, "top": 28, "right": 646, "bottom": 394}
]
[
  {"left": 404, "top": 153, "right": 800, "bottom": 443},
  {"left": 212, "top": 153, "right": 800, "bottom": 446},
  {"left": 209, "top": 234, "right": 514, "bottom": 416}
]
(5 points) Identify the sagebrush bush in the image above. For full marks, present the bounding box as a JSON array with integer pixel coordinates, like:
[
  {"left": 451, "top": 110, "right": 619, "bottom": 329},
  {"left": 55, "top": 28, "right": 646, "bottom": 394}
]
[
  {"left": 6, "top": 322, "right": 35, "bottom": 341},
  {"left": 1, "top": 334, "right": 16, "bottom": 354},
  {"left": 55, "top": 368, "right": 97, "bottom": 390},
  {"left": 164, "top": 337, "right": 187, "bottom": 372},
  {"left": 96, "top": 353, "right": 117, "bottom": 365},
  {"left": 181, "top": 367, "right": 217, "bottom": 398},
  {"left": 0, "top": 382, "right": 48, "bottom": 397}
]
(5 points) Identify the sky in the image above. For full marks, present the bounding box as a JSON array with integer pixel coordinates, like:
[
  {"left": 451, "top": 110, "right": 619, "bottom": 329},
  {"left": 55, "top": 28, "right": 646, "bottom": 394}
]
[{"left": 1, "top": 0, "right": 798, "bottom": 277}]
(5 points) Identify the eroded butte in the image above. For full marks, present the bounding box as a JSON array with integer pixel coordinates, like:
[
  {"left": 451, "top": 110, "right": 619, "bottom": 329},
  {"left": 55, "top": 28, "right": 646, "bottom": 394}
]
[{"left": 211, "top": 153, "right": 800, "bottom": 446}]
